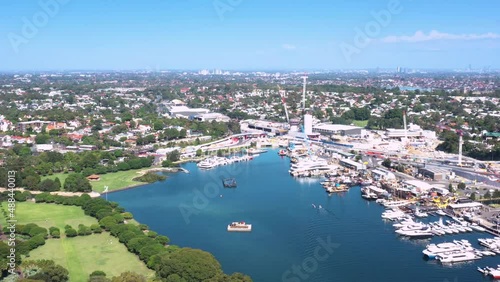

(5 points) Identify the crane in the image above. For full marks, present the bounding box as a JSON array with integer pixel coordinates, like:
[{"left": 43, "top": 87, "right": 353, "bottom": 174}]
[{"left": 278, "top": 85, "right": 290, "bottom": 124}]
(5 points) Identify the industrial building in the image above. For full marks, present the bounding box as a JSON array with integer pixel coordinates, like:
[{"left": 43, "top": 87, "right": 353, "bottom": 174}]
[
  {"left": 193, "top": 113, "right": 230, "bottom": 122},
  {"left": 418, "top": 167, "right": 449, "bottom": 181},
  {"left": 240, "top": 119, "right": 288, "bottom": 136},
  {"left": 312, "top": 123, "right": 364, "bottom": 136}
]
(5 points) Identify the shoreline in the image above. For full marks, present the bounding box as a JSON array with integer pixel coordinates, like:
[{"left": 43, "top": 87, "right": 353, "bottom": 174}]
[{"left": 101, "top": 166, "right": 188, "bottom": 194}]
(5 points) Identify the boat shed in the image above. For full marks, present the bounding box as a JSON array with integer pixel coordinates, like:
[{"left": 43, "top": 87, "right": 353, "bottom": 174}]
[
  {"left": 448, "top": 202, "right": 483, "bottom": 210},
  {"left": 339, "top": 159, "right": 363, "bottom": 170},
  {"left": 371, "top": 169, "right": 396, "bottom": 181},
  {"left": 418, "top": 167, "right": 449, "bottom": 181}
]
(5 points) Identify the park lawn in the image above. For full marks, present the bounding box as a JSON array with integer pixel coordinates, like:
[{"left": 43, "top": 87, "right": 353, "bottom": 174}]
[
  {"left": 352, "top": 120, "right": 368, "bottom": 128},
  {"left": 0, "top": 202, "right": 154, "bottom": 282},
  {"left": 42, "top": 169, "right": 148, "bottom": 193},
  {"left": 0, "top": 202, "right": 97, "bottom": 230},
  {"left": 28, "top": 233, "right": 155, "bottom": 282}
]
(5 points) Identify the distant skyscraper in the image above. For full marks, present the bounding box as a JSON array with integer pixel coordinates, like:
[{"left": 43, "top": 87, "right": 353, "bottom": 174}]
[{"left": 397, "top": 66, "right": 401, "bottom": 73}]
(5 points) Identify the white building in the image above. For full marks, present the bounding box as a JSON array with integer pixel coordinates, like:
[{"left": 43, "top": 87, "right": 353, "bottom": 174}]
[{"left": 304, "top": 114, "right": 313, "bottom": 135}]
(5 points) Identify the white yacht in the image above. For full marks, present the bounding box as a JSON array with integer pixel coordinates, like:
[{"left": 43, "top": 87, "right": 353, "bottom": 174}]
[
  {"left": 414, "top": 208, "right": 428, "bottom": 218},
  {"left": 383, "top": 200, "right": 410, "bottom": 209},
  {"left": 437, "top": 251, "right": 480, "bottom": 263},
  {"left": 396, "top": 228, "right": 434, "bottom": 239},
  {"left": 382, "top": 210, "right": 406, "bottom": 220},
  {"left": 435, "top": 209, "right": 447, "bottom": 216},
  {"left": 289, "top": 157, "right": 333, "bottom": 176},
  {"left": 470, "top": 223, "right": 486, "bottom": 232},
  {"left": 197, "top": 157, "right": 220, "bottom": 169},
  {"left": 423, "top": 242, "right": 474, "bottom": 259}
]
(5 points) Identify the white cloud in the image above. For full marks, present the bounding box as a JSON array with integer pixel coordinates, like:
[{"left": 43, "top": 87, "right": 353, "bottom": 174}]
[
  {"left": 381, "top": 30, "right": 500, "bottom": 43},
  {"left": 282, "top": 44, "right": 296, "bottom": 50}
]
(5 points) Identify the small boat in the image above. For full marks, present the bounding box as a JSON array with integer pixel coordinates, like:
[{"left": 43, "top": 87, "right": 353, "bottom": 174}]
[
  {"left": 227, "top": 221, "right": 252, "bottom": 232},
  {"left": 312, "top": 204, "right": 316, "bottom": 208},
  {"left": 278, "top": 149, "right": 287, "bottom": 156},
  {"left": 435, "top": 209, "right": 446, "bottom": 216},
  {"left": 489, "top": 269, "right": 500, "bottom": 279},
  {"left": 247, "top": 148, "right": 267, "bottom": 155}
]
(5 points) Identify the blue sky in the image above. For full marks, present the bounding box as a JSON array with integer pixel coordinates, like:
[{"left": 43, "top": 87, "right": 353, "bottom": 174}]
[{"left": 0, "top": 0, "right": 499, "bottom": 70}]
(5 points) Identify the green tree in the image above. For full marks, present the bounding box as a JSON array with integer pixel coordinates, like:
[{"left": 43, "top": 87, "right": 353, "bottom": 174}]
[
  {"left": 154, "top": 248, "right": 223, "bottom": 281},
  {"left": 382, "top": 158, "right": 391, "bottom": 168},
  {"left": 111, "top": 271, "right": 146, "bottom": 282},
  {"left": 457, "top": 182, "right": 466, "bottom": 190},
  {"left": 484, "top": 190, "right": 492, "bottom": 199},
  {"left": 168, "top": 150, "right": 181, "bottom": 162},
  {"left": 63, "top": 173, "right": 92, "bottom": 192},
  {"left": 448, "top": 183, "right": 455, "bottom": 193}
]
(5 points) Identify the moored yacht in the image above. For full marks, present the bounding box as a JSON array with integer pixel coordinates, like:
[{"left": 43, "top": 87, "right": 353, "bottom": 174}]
[{"left": 436, "top": 251, "right": 480, "bottom": 263}]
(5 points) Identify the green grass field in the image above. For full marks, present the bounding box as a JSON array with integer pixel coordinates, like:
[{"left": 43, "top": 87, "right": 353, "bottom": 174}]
[
  {"left": 0, "top": 202, "right": 154, "bottom": 281},
  {"left": 0, "top": 202, "right": 97, "bottom": 230},
  {"left": 352, "top": 120, "right": 368, "bottom": 128},
  {"left": 42, "top": 169, "right": 148, "bottom": 192},
  {"left": 28, "top": 233, "right": 154, "bottom": 282}
]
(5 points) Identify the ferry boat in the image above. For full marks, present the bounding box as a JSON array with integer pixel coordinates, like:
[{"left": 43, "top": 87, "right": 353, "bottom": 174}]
[{"left": 227, "top": 221, "right": 252, "bottom": 232}]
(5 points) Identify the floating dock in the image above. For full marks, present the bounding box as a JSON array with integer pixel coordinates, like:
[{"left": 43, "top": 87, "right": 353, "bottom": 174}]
[{"left": 222, "top": 178, "right": 237, "bottom": 188}]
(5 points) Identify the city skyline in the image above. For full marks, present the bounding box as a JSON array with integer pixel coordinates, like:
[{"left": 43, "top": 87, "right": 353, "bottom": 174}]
[{"left": 1, "top": 0, "right": 499, "bottom": 71}]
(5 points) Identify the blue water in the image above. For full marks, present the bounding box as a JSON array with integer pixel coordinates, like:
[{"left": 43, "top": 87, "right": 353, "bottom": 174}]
[{"left": 108, "top": 152, "right": 498, "bottom": 282}]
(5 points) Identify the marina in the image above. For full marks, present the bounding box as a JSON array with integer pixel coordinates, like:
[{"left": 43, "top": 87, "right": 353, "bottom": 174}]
[{"left": 107, "top": 151, "right": 500, "bottom": 282}]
